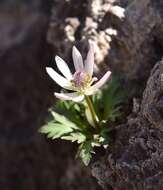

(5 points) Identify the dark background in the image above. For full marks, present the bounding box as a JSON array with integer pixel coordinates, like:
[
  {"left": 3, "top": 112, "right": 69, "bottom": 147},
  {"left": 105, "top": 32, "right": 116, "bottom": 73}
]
[{"left": 0, "top": 0, "right": 101, "bottom": 189}]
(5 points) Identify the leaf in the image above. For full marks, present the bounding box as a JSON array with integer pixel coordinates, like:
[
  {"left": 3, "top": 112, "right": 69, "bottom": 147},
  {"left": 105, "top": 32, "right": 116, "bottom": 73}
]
[
  {"left": 51, "top": 111, "right": 79, "bottom": 130},
  {"left": 55, "top": 100, "right": 90, "bottom": 130},
  {"left": 39, "top": 123, "right": 73, "bottom": 139},
  {"left": 100, "top": 76, "right": 127, "bottom": 121},
  {"left": 77, "top": 141, "right": 93, "bottom": 166},
  {"left": 61, "top": 132, "right": 86, "bottom": 143},
  {"left": 109, "top": 106, "right": 121, "bottom": 122},
  {"left": 39, "top": 111, "right": 79, "bottom": 139}
]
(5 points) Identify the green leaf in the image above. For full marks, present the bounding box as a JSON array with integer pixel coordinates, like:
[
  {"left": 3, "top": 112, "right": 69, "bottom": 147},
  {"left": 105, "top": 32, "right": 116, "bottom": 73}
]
[
  {"left": 55, "top": 100, "right": 90, "bottom": 130},
  {"left": 39, "top": 123, "right": 73, "bottom": 139},
  {"left": 61, "top": 132, "right": 86, "bottom": 143},
  {"left": 39, "top": 111, "right": 80, "bottom": 140},
  {"left": 97, "top": 76, "right": 127, "bottom": 122},
  {"left": 77, "top": 141, "right": 93, "bottom": 166},
  {"left": 51, "top": 111, "right": 79, "bottom": 130}
]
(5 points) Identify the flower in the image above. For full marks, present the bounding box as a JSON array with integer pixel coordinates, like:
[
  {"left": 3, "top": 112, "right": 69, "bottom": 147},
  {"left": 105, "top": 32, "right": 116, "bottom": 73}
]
[{"left": 46, "top": 40, "right": 111, "bottom": 102}]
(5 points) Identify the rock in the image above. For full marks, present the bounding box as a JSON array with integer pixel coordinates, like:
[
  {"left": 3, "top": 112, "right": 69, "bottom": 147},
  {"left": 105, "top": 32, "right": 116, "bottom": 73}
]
[
  {"left": 141, "top": 59, "right": 163, "bottom": 130},
  {"left": 47, "top": 0, "right": 127, "bottom": 70},
  {"left": 0, "top": 0, "right": 52, "bottom": 142},
  {"left": 0, "top": 0, "right": 52, "bottom": 189},
  {"left": 0, "top": 139, "right": 101, "bottom": 190},
  {"left": 91, "top": 59, "right": 163, "bottom": 190},
  {"left": 88, "top": 0, "right": 163, "bottom": 188}
]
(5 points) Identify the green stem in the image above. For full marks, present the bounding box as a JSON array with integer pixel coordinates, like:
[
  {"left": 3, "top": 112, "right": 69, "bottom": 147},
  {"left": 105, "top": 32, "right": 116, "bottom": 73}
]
[{"left": 85, "top": 95, "right": 99, "bottom": 128}]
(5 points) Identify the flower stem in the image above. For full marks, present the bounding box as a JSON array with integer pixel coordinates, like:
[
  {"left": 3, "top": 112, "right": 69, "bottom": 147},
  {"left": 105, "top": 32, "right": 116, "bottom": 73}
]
[{"left": 85, "top": 95, "right": 99, "bottom": 128}]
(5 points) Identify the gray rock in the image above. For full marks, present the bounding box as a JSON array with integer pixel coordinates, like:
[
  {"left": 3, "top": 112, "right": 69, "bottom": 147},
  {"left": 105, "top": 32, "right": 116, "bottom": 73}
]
[
  {"left": 91, "top": 59, "right": 163, "bottom": 190},
  {"left": 141, "top": 60, "right": 163, "bottom": 130},
  {"left": 0, "top": 0, "right": 52, "bottom": 142}
]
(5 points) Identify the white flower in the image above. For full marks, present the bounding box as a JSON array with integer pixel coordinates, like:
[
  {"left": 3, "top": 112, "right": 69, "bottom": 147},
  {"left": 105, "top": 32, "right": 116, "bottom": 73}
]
[{"left": 46, "top": 40, "right": 111, "bottom": 102}]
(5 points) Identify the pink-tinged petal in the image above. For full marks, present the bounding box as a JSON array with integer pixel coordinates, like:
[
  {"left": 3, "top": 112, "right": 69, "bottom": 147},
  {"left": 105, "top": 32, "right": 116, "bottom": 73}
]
[
  {"left": 85, "top": 40, "right": 94, "bottom": 76},
  {"left": 46, "top": 67, "right": 74, "bottom": 90},
  {"left": 55, "top": 56, "right": 73, "bottom": 80},
  {"left": 92, "top": 71, "right": 111, "bottom": 89},
  {"left": 55, "top": 92, "right": 84, "bottom": 102},
  {"left": 72, "top": 46, "right": 83, "bottom": 71},
  {"left": 85, "top": 71, "right": 111, "bottom": 95}
]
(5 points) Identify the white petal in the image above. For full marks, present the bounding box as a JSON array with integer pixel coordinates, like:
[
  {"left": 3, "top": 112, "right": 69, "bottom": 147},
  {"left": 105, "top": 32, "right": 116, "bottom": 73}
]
[
  {"left": 55, "top": 92, "right": 84, "bottom": 102},
  {"left": 72, "top": 46, "right": 83, "bottom": 71},
  {"left": 85, "top": 40, "right": 94, "bottom": 76},
  {"left": 85, "top": 87, "right": 99, "bottom": 96},
  {"left": 55, "top": 56, "right": 73, "bottom": 80},
  {"left": 85, "top": 71, "right": 111, "bottom": 95},
  {"left": 46, "top": 67, "right": 74, "bottom": 90}
]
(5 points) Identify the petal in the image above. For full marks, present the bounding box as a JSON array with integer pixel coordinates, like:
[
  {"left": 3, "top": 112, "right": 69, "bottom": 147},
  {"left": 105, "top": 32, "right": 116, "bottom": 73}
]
[
  {"left": 72, "top": 46, "right": 83, "bottom": 71},
  {"left": 55, "top": 92, "right": 84, "bottom": 102},
  {"left": 46, "top": 67, "right": 74, "bottom": 90},
  {"left": 84, "top": 40, "right": 94, "bottom": 76},
  {"left": 55, "top": 56, "right": 73, "bottom": 80},
  {"left": 85, "top": 71, "right": 111, "bottom": 95}
]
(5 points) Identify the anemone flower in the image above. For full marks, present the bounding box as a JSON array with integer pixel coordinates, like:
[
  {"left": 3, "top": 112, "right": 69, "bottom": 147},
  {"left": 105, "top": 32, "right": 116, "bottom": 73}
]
[{"left": 46, "top": 40, "right": 111, "bottom": 102}]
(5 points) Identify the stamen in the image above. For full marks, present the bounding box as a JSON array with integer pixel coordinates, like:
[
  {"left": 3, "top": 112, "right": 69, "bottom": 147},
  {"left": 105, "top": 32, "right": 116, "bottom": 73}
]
[{"left": 72, "top": 70, "right": 92, "bottom": 89}]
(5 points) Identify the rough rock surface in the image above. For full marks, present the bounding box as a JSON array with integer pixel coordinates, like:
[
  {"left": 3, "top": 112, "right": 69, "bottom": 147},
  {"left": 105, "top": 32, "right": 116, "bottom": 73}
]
[
  {"left": 48, "top": 0, "right": 163, "bottom": 93},
  {"left": 86, "top": 0, "right": 163, "bottom": 189},
  {"left": 91, "top": 60, "right": 163, "bottom": 190},
  {"left": 92, "top": 60, "right": 163, "bottom": 190},
  {"left": 141, "top": 61, "right": 163, "bottom": 130},
  {"left": 92, "top": 119, "right": 163, "bottom": 190}
]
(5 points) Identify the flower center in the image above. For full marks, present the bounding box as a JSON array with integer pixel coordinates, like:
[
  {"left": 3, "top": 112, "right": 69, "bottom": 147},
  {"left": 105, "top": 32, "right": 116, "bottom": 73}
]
[{"left": 72, "top": 70, "right": 91, "bottom": 89}]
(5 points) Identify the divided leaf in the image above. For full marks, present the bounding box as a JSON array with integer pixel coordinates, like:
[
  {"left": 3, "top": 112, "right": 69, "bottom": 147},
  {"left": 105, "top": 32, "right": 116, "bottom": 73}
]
[
  {"left": 77, "top": 141, "right": 93, "bottom": 166},
  {"left": 93, "top": 76, "right": 127, "bottom": 122},
  {"left": 40, "top": 123, "right": 73, "bottom": 139},
  {"left": 56, "top": 100, "right": 89, "bottom": 130},
  {"left": 39, "top": 111, "right": 79, "bottom": 140},
  {"left": 61, "top": 132, "right": 86, "bottom": 143}
]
